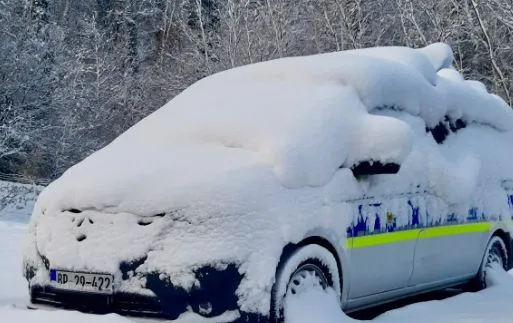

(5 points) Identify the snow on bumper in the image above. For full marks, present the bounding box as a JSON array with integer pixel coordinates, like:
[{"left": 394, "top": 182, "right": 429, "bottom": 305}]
[
  {"left": 22, "top": 209, "right": 267, "bottom": 321},
  {"left": 26, "top": 265, "right": 252, "bottom": 321}
]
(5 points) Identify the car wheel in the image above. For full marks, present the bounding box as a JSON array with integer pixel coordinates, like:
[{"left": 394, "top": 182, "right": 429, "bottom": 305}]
[
  {"left": 471, "top": 235, "right": 508, "bottom": 291},
  {"left": 269, "top": 244, "right": 341, "bottom": 323}
]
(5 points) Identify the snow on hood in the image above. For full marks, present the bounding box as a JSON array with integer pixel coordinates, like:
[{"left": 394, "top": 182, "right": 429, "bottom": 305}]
[
  {"left": 28, "top": 167, "right": 363, "bottom": 314},
  {"left": 36, "top": 42, "right": 513, "bottom": 217}
]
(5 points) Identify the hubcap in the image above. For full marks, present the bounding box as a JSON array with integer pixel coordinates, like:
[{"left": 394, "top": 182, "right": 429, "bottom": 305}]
[
  {"left": 287, "top": 264, "right": 329, "bottom": 296},
  {"left": 486, "top": 243, "right": 505, "bottom": 269}
]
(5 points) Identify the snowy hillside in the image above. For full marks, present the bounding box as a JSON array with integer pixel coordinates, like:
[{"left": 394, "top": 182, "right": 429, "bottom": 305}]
[{"left": 0, "top": 181, "right": 42, "bottom": 223}]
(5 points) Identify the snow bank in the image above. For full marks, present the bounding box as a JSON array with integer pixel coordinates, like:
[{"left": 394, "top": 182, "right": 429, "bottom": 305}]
[
  {"left": 0, "top": 181, "right": 42, "bottom": 223},
  {"left": 1, "top": 306, "right": 131, "bottom": 323},
  {"left": 0, "top": 222, "right": 29, "bottom": 308},
  {"left": 285, "top": 287, "right": 353, "bottom": 323},
  {"left": 1, "top": 306, "right": 239, "bottom": 323},
  {"left": 284, "top": 267, "right": 513, "bottom": 323}
]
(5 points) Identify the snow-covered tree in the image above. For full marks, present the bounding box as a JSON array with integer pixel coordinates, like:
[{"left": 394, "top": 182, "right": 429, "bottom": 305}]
[{"left": 1, "top": 0, "right": 513, "bottom": 181}]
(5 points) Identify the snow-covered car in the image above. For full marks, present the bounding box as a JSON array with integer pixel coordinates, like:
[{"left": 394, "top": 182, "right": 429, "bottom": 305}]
[{"left": 23, "top": 43, "right": 513, "bottom": 323}]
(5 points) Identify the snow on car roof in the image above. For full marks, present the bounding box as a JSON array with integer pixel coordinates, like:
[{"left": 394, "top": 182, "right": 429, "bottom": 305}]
[{"left": 37, "top": 42, "right": 513, "bottom": 216}]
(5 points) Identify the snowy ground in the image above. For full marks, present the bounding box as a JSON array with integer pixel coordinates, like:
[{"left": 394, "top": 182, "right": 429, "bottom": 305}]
[
  {"left": 287, "top": 269, "right": 513, "bottom": 323},
  {"left": 0, "top": 220, "right": 134, "bottom": 323},
  {"left": 2, "top": 215, "right": 513, "bottom": 323}
]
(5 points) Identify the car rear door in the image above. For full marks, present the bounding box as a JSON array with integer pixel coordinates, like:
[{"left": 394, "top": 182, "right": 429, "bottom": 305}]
[{"left": 408, "top": 194, "right": 490, "bottom": 287}]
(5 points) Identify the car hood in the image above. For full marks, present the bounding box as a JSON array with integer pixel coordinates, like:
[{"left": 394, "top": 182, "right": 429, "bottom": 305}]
[
  {"left": 27, "top": 150, "right": 286, "bottom": 292},
  {"left": 36, "top": 141, "right": 265, "bottom": 219}
]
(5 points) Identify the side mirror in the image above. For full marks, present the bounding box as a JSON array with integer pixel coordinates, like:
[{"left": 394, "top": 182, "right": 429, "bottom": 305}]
[{"left": 349, "top": 160, "right": 400, "bottom": 177}]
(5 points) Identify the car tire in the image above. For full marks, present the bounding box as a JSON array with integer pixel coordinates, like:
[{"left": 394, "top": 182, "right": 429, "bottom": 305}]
[
  {"left": 269, "top": 244, "right": 341, "bottom": 323},
  {"left": 469, "top": 235, "right": 508, "bottom": 291}
]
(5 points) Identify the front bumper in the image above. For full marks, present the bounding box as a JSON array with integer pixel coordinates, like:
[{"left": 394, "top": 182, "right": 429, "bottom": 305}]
[
  {"left": 30, "top": 286, "right": 169, "bottom": 318},
  {"left": 27, "top": 264, "right": 265, "bottom": 322}
]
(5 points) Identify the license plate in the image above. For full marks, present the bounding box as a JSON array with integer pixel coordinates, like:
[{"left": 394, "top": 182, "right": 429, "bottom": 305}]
[{"left": 50, "top": 270, "right": 113, "bottom": 294}]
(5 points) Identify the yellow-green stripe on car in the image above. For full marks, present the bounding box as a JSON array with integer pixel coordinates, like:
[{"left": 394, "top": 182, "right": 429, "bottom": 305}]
[{"left": 348, "top": 222, "right": 491, "bottom": 249}]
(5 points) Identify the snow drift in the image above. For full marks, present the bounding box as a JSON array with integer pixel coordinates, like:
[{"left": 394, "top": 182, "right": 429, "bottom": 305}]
[{"left": 0, "top": 181, "right": 42, "bottom": 223}]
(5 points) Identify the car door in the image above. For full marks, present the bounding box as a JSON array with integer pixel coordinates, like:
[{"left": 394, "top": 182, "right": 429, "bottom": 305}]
[
  {"left": 408, "top": 193, "right": 489, "bottom": 287},
  {"left": 347, "top": 193, "right": 424, "bottom": 299}
]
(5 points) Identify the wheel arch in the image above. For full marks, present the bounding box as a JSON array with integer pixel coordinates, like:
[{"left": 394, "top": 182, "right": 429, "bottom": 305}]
[
  {"left": 491, "top": 228, "right": 513, "bottom": 270},
  {"left": 269, "top": 235, "right": 348, "bottom": 322},
  {"left": 274, "top": 234, "right": 349, "bottom": 304},
  {"left": 296, "top": 236, "right": 344, "bottom": 291}
]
